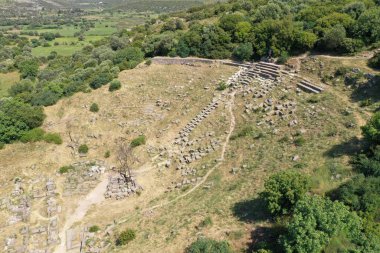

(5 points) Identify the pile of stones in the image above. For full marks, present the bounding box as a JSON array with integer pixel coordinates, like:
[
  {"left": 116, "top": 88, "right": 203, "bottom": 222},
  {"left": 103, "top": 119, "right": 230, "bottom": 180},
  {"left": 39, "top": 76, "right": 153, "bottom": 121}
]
[
  {"left": 63, "top": 163, "right": 105, "bottom": 196},
  {"left": 104, "top": 174, "right": 143, "bottom": 200},
  {"left": 177, "top": 140, "right": 221, "bottom": 165}
]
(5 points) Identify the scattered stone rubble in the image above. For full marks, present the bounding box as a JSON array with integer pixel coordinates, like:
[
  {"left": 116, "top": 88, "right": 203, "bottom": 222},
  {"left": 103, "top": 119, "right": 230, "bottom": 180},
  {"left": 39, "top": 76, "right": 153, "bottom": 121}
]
[
  {"left": 63, "top": 162, "right": 106, "bottom": 196},
  {"left": 104, "top": 174, "right": 143, "bottom": 200}
]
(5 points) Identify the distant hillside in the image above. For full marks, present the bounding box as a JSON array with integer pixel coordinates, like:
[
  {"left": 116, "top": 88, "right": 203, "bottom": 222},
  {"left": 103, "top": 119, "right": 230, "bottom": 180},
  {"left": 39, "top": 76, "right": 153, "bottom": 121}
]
[{"left": 4, "top": 0, "right": 224, "bottom": 11}]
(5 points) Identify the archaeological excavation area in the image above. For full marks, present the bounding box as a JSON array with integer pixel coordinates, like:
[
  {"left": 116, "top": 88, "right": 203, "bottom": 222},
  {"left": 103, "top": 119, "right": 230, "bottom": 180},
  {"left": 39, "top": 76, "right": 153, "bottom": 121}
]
[{"left": 0, "top": 58, "right": 351, "bottom": 253}]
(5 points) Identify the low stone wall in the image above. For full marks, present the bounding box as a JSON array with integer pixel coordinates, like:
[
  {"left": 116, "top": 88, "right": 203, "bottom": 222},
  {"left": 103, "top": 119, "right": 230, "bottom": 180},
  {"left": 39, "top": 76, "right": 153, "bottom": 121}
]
[{"left": 152, "top": 56, "right": 251, "bottom": 68}]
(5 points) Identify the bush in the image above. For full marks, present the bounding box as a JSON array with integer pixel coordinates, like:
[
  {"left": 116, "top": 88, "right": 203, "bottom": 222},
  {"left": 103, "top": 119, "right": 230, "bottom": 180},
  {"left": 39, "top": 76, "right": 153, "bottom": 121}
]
[
  {"left": 276, "top": 51, "right": 289, "bottom": 64},
  {"left": 186, "top": 238, "right": 233, "bottom": 253},
  {"left": 104, "top": 150, "right": 110, "bottom": 158},
  {"left": 89, "top": 225, "right": 100, "bottom": 233},
  {"left": 361, "top": 112, "right": 380, "bottom": 144},
  {"left": 109, "top": 79, "right": 121, "bottom": 92},
  {"left": 59, "top": 165, "right": 75, "bottom": 174},
  {"left": 199, "top": 216, "right": 213, "bottom": 228},
  {"left": 116, "top": 229, "right": 136, "bottom": 246},
  {"left": 90, "top": 103, "right": 99, "bottom": 113},
  {"left": 260, "top": 170, "right": 311, "bottom": 216},
  {"left": 130, "top": 135, "right": 146, "bottom": 148},
  {"left": 216, "top": 81, "right": 227, "bottom": 91},
  {"left": 368, "top": 52, "right": 380, "bottom": 69},
  {"left": 78, "top": 144, "right": 89, "bottom": 154},
  {"left": 145, "top": 59, "right": 152, "bottom": 66},
  {"left": 294, "top": 136, "right": 306, "bottom": 146},
  {"left": 20, "top": 128, "right": 45, "bottom": 143},
  {"left": 0, "top": 142, "right": 4, "bottom": 149},
  {"left": 90, "top": 72, "right": 112, "bottom": 89},
  {"left": 43, "top": 133, "right": 62, "bottom": 144}
]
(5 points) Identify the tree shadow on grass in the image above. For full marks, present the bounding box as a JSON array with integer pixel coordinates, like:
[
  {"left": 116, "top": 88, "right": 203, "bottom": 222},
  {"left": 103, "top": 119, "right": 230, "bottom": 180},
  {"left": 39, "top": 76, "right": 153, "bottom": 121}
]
[
  {"left": 248, "top": 225, "right": 285, "bottom": 253},
  {"left": 324, "top": 137, "right": 368, "bottom": 158},
  {"left": 232, "top": 197, "right": 271, "bottom": 223}
]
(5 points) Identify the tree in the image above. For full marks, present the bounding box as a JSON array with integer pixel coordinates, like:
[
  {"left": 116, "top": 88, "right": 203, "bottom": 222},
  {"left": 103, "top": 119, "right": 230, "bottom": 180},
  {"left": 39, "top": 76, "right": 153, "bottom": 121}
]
[
  {"left": 260, "top": 170, "right": 311, "bottom": 216},
  {"left": 330, "top": 175, "right": 380, "bottom": 219},
  {"left": 355, "top": 8, "right": 380, "bottom": 44},
  {"left": 18, "top": 59, "right": 39, "bottom": 80},
  {"left": 343, "top": 2, "right": 366, "bottom": 19},
  {"left": 281, "top": 196, "right": 362, "bottom": 253},
  {"left": 232, "top": 43, "right": 253, "bottom": 61},
  {"left": 254, "top": 2, "right": 290, "bottom": 23},
  {"left": 320, "top": 25, "right": 347, "bottom": 52},
  {"left": 234, "top": 21, "right": 252, "bottom": 42},
  {"left": 219, "top": 13, "right": 245, "bottom": 32},
  {"left": 353, "top": 146, "right": 380, "bottom": 177},
  {"left": 186, "top": 238, "right": 233, "bottom": 253}
]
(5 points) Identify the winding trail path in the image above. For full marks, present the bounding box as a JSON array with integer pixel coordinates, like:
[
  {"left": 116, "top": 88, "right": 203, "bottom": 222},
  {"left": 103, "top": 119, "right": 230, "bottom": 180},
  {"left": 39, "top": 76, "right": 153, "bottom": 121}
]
[{"left": 54, "top": 174, "right": 109, "bottom": 253}]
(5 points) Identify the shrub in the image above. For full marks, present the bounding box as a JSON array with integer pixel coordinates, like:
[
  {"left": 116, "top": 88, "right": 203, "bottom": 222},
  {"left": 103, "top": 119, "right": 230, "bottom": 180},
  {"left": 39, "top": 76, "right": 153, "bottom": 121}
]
[
  {"left": 276, "top": 51, "right": 289, "bottom": 64},
  {"left": 109, "top": 79, "right": 121, "bottom": 92},
  {"left": 216, "top": 81, "right": 227, "bottom": 91},
  {"left": 59, "top": 165, "right": 75, "bottom": 174},
  {"left": 116, "top": 229, "right": 136, "bottom": 246},
  {"left": 130, "top": 135, "right": 146, "bottom": 148},
  {"left": 0, "top": 142, "right": 4, "bottom": 149},
  {"left": 104, "top": 150, "right": 110, "bottom": 158},
  {"left": 186, "top": 238, "right": 233, "bottom": 253},
  {"left": 145, "top": 59, "right": 152, "bottom": 66},
  {"left": 361, "top": 112, "right": 380, "bottom": 144},
  {"left": 90, "top": 103, "right": 99, "bottom": 113},
  {"left": 353, "top": 146, "right": 380, "bottom": 177},
  {"left": 78, "top": 144, "right": 89, "bottom": 154},
  {"left": 294, "top": 136, "right": 306, "bottom": 146},
  {"left": 20, "top": 128, "right": 45, "bottom": 143},
  {"left": 90, "top": 72, "right": 112, "bottom": 89},
  {"left": 260, "top": 170, "right": 311, "bottom": 216},
  {"left": 89, "top": 225, "right": 100, "bottom": 233},
  {"left": 368, "top": 52, "right": 380, "bottom": 69},
  {"left": 43, "top": 133, "right": 62, "bottom": 144},
  {"left": 199, "top": 216, "right": 213, "bottom": 228}
]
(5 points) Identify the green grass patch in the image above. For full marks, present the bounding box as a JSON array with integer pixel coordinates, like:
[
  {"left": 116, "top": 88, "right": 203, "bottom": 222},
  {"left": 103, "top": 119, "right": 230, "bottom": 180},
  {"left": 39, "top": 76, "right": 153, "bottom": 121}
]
[
  {"left": 0, "top": 72, "right": 20, "bottom": 97},
  {"left": 31, "top": 45, "right": 83, "bottom": 57}
]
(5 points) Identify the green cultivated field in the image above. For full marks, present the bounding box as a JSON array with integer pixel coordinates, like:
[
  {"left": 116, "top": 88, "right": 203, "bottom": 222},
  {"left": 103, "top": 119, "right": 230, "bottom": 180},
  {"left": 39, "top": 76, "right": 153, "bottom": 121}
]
[{"left": 31, "top": 45, "right": 83, "bottom": 57}]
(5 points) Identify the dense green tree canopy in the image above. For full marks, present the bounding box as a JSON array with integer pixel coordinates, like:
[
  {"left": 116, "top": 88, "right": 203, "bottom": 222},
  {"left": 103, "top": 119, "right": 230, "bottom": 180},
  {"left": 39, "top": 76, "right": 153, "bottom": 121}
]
[
  {"left": 261, "top": 170, "right": 311, "bottom": 216},
  {"left": 281, "top": 196, "right": 363, "bottom": 253}
]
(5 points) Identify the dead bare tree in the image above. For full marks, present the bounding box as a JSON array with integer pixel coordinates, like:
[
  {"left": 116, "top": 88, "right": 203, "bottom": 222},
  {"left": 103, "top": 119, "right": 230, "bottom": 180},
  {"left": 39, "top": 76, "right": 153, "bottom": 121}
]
[{"left": 116, "top": 138, "right": 137, "bottom": 185}]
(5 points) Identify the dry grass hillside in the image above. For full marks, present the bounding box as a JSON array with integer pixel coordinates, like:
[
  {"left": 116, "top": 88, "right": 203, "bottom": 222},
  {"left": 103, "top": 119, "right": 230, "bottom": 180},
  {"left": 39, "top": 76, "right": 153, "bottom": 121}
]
[{"left": 0, "top": 56, "right": 375, "bottom": 252}]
